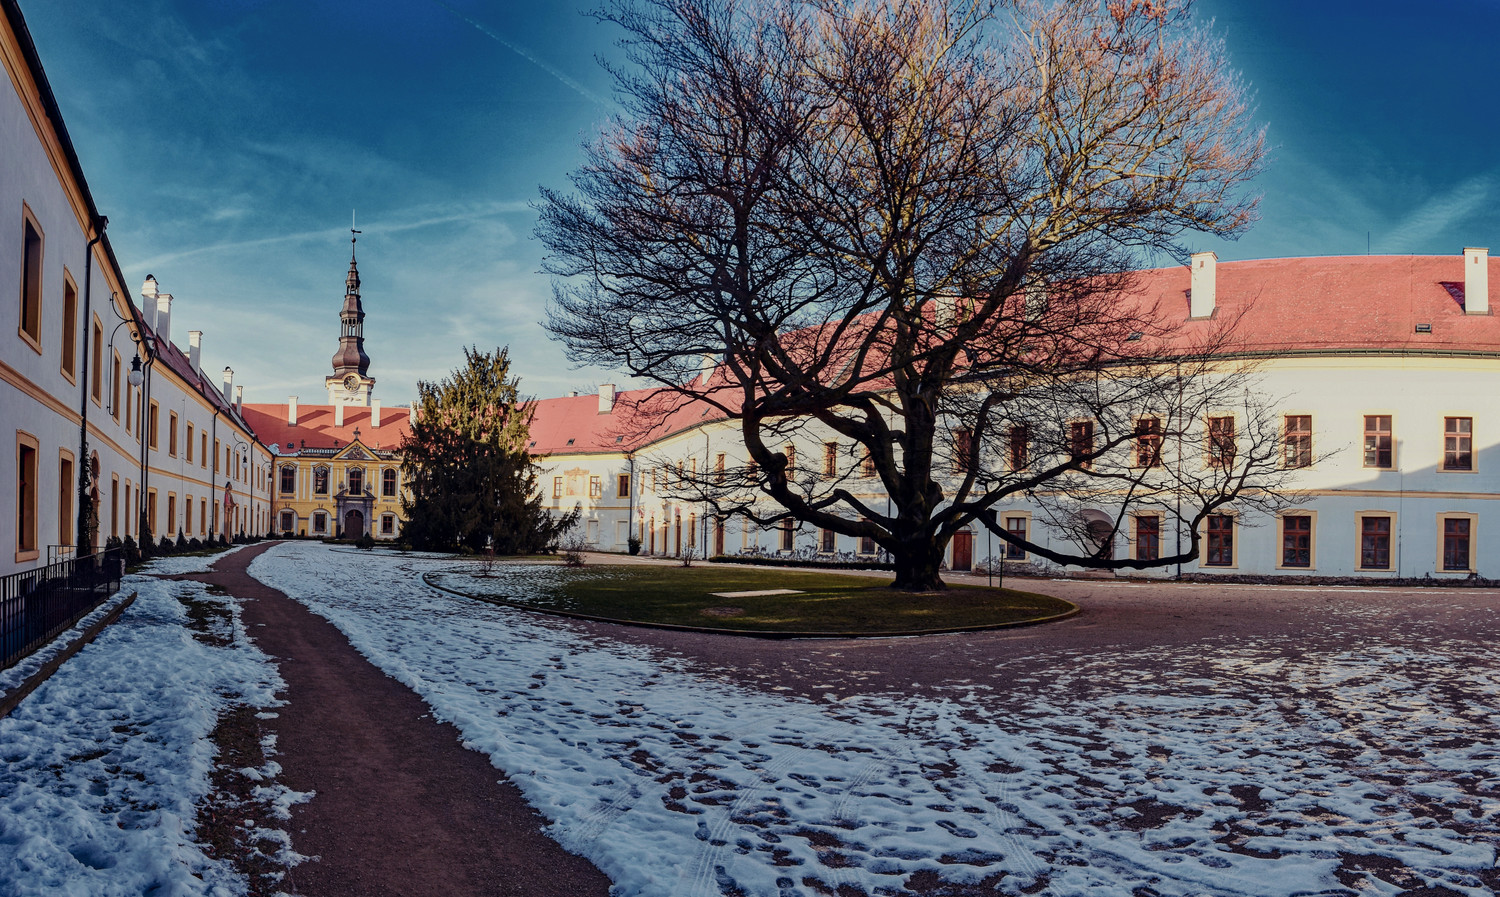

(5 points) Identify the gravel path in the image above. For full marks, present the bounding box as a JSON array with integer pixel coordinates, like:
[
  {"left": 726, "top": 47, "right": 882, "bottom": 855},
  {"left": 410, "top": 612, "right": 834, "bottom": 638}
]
[{"left": 186, "top": 544, "right": 611, "bottom": 897}]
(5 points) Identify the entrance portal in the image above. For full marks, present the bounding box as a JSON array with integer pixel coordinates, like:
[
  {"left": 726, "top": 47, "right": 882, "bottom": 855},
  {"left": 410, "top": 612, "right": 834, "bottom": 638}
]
[
  {"left": 951, "top": 530, "right": 973, "bottom": 571},
  {"left": 344, "top": 509, "right": 365, "bottom": 539}
]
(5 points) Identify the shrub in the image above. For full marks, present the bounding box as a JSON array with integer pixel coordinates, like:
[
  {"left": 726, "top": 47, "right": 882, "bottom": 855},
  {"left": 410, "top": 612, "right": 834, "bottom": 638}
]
[
  {"left": 627, "top": 537, "right": 642, "bottom": 556},
  {"left": 158, "top": 535, "right": 175, "bottom": 554},
  {"left": 356, "top": 533, "right": 376, "bottom": 550},
  {"left": 122, "top": 535, "right": 140, "bottom": 567}
]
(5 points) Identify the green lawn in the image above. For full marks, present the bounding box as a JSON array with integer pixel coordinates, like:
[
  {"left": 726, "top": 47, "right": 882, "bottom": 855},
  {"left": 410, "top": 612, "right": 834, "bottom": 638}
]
[{"left": 437, "top": 564, "right": 1075, "bottom": 635}]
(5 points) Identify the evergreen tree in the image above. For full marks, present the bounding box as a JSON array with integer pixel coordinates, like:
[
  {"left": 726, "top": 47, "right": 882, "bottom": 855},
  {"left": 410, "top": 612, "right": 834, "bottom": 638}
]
[{"left": 401, "top": 347, "right": 578, "bottom": 553}]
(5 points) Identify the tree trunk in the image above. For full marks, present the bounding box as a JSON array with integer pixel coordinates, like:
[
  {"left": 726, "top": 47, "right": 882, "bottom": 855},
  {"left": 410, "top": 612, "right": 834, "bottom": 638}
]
[{"left": 891, "top": 540, "right": 947, "bottom": 591}]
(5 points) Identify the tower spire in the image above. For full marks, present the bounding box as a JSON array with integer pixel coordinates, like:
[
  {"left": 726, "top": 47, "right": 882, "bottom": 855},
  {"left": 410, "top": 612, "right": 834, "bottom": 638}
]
[{"left": 329, "top": 223, "right": 374, "bottom": 405}]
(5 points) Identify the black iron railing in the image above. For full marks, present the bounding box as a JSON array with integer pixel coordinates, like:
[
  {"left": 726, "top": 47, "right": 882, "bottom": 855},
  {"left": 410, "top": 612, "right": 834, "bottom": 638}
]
[{"left": 1, "top": 548, "right": 124, "bottom": 672}]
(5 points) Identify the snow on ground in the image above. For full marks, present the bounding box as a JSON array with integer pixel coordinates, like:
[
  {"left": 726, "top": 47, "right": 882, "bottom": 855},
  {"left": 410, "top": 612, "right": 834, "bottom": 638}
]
[
  {"left": 252, "top": 542, "right": 1500, "bottom": 896},
  {"left": 0, "top": 555, "right": 285, "bottom": 897}
]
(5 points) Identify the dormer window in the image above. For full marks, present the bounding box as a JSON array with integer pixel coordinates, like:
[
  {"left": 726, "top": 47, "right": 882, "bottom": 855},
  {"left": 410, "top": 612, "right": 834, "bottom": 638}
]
[{"left": 566, "top": 438, "right": 575, "bottom": 446}]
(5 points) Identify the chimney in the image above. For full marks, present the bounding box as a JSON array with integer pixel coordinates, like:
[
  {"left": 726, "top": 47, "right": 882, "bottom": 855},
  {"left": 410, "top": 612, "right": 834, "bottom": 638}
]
[
  {"left": 409, "top": 405, "right": 417, "bottom": 426},
  {"left": 370, "top": 399, "right": 382, "bottom": 428},
  {"left": 188, "top": 331, "right": 202, "bottom": 373},
  {"left": 222, "top": 366, "right": 234, "bottom": 398},
  {"left": 141, "top": 276, "right": 159, "bottom": 331},
  {"left": 157, "top": 292, "right": 173, "bottom": 345},
  {"left": 334, "top": 403, "right": 345, "bottom": 427},
  {"left": 1464, "top": 247, "right": 1489, "bottom": 315},
  {"left": 699, "top": 353, "right": 717, "bottom": 385},
  {"left": 1024, "top": 280, "right": 1048, "bottom": 321},
  {"left": 598, "top": 384, "right": 615, "bottom": 414},
  {"left": 234, "top": 385, "right": 243, "bottom": 412},
  {"left": 1190, "top": 251, "right": 1217, "bottom": 319},
  {"left": 288, "top": 396, "right": 299, "bottom": 426}
]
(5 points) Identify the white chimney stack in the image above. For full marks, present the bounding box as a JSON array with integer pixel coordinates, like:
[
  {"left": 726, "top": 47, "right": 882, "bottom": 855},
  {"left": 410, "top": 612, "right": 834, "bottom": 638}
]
[
  {"left": 699, "top": 353, "right": 717, "bottom": 385},
  {"left": 371, "top": 399, "right": 381, "bottom": 428},
  {"left": 234, "top": 385, "right": 243, "bottom": 411},
  {"left": 334, "top": 403, "right": 345, "bottom": 427},
  {"left": 1190, "top": 251, "right": 1217, "bottom": 319},
  {"left": 598, "top": 384, "right": 615, "bottom": 414},
  {"left": 1464, "top": 247, "right": 1489, "bottom": 315},
  {"left": 156, "top": 292, "right": 173, "bottom": 345},
  {"left": 141, "top": 276, "right": 159, "bottom": 331},
  {"left": 409, "top": 405, "right": 417, "bottom": 427},
  {"left": 288, "top": 396, "right": 299, "bottom": 426},
  {"left": 222, "top": 366, "right": 234, "bottom": 398},
  {"left": 188, "top": 331, "right": 202, "bottom": 373}
]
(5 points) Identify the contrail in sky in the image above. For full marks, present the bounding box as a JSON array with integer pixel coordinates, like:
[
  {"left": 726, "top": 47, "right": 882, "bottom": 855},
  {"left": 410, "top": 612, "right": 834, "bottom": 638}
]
[{"left": 430, "top": 0, "right": 612, "bottom": 108}]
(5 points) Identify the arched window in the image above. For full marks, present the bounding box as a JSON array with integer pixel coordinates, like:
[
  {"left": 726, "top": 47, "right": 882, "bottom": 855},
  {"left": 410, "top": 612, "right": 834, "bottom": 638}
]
[
  {"left": 348, "top": 468, "right": 364, "bottom": 494},
  {"left": 382, "top": 468, "right": 397, "bottom": 497},
  {"left": 280, "top": 465, "right": 296, "bottom": 494},
  {"left": 313, "top": 466, "right": 329, "bottom": 495}
]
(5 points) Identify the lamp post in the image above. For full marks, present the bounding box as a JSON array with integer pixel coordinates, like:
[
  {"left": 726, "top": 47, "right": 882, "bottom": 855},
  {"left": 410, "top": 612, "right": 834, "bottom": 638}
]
[
  {"left": 130, "top": 334, "right": 156, "bottom": 545},
  {"left": 231, "top": 437, "right": 253, "bottom": 538}
]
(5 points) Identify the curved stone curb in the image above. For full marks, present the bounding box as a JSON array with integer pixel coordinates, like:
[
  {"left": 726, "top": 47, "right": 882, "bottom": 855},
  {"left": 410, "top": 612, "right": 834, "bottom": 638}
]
[{"left": 421, "top": 572, "right": 1080, "bottom": 640}]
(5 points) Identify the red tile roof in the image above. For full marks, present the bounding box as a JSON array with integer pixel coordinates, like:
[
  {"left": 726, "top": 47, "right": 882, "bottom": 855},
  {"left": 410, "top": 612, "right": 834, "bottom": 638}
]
[
  {"left": 523, "top": 254, "right": 1500, "bottom": 455},
  {"left": 241, "top": 403, "right": 412, "bottom": 454}
]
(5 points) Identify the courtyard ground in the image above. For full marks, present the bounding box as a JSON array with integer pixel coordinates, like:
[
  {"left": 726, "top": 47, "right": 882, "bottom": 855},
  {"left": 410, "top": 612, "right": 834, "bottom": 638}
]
[{"left": 4, "top": 540, "right": 1499, "bottom": 895}]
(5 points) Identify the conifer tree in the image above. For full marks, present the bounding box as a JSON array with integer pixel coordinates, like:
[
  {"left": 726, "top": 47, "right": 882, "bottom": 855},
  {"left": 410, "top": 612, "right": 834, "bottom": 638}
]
[{"left": 400, "top": 348, "right": 578, "bottom": 553}]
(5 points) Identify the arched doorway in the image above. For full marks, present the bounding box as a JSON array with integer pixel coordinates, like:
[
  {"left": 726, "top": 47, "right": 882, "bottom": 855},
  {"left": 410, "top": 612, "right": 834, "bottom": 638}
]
[
  {"left": 344, "top": 509, "right": 365, "bottom": 539},
  {"left": 1080, "top": 510, "right": 1115, "bottom": 560}
]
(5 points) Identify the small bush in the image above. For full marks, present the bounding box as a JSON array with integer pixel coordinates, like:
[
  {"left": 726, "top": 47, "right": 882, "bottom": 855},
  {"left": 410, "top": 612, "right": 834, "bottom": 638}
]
[
  {"left": 158, "top": 535, "right": 175, "bottom": 554},
  {"left": 356, "top": 533, "right": 376, "bottom": 550},
  {"left": 122, "top": 535, "right": 140, "bottom": 566},
  {"left": 627, "top": 537, "right": 642, "bottom": 556}
]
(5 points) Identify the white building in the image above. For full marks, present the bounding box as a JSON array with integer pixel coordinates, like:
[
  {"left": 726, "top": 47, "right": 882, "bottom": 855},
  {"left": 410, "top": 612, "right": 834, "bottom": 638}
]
[
  {"left": 2, "top": 0, "right": 270, "bottom": 576},
  {"left": 528, "top": 248, "right": 1500, "bottom": 580}
]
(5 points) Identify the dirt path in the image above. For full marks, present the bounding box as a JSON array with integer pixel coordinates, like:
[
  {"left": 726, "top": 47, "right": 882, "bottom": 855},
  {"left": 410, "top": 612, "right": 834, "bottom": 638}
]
[{"left": 187, "top": 543, "right": 612, "bottom": 897}]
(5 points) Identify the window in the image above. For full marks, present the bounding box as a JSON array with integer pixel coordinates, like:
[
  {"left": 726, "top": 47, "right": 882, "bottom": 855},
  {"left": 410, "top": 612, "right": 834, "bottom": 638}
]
[
  {"left": 715, "top": 453, "right": 726, "bottom": 484},
  {"left": 1281, "top": 415, "right": 1312, "bottom": 468},
  {"left": 589, "top": 476, "right": 602, "bottom": 499},
  {"left": 820, "top": 528, "right": 836, "bottom": 552},
  {"left": 167, "top": 493, "right": 177, "bottom": 538},
  {"left": 859, "top": 534, "right": 876, "bottom": 555},
  {"left": 1361, "top": 415, "right": 1391, "bottom": 469},
  {"left": 1442, "top": 516, "right": 1473, "bottom": 572},
  {"left": 110, "top": 476, "right": 119, "bottom": 539},
  {"left": 213, "top": 439, "right": 220, "bottom": 472},
  {"left": 348, "top": 468, "right": 364, "bottom": 494},
  {"left": 780, "top": 518, "right": 795, "bottom": 551},
  {"left": 280, "top": 510, "right": 295, "bottom": 532},
  {"left": 313, "top": 511, "right": 327, "bottom": 534},
  {"left": 952, "top": 429, "right": 973, "bottom": 474},
  {"left": 1134, "top": 515, "right": 1160, "bottom": 561},
  {"left": 1005, "top": 516, "right": 1028, "bottom": 560},
  {"left": 617, "top": 473, "right": 630, "bottom": 498},
  {"left": 111, "top": 351, "right": 121, "bottom": 422},
  {"left": 1443, "top": 417, "right": 1473, "bottom": 471},
  {"left": 17, "top": 434, "right": 39, "bottom": 557},
  {"left": 90, "top": 315, "right": 102, "bottom": 402},
  {"left": 1208, "top": 416, "right": 1236, "bottom": 468},
  {"left": 381, "top": 514, "right": 395, "bottom": 535},
  {"left": 149, "top": 402, "right": 160, "bottom": 450},
  {"left": 183, "top": 493, "right": 193, "bottom": 536},
  {"left": 1008, "top": 424, "right": 1028, "bottom": 470},
  {"left": 313, "top": 467, "right": 329, "bottom": 495},
  {"left": 61, "top": 276, "right": 77, "bottom": 380},
  {"left": 1281, "top": 514, "right": 1311, "bottom": 568},
  {"left": 1134, "top": 417, "right": 1162, "bottom": 468},
  {"left": 1204, "top": 514, "right": 1234, "bottom": 566},
  {"left": 146, "top": 489, "right": 157, "bottom": 539},
  {"left": 383, "top": 469, "right": 397, "bottom": 497},
  {"left": 553, "top": 476, "right": 563, "bottom": 499},
  {"left": 1068, "top": 421, "right": 1094, "bottom": 469},
  {"left": 201, "top": 434, "right": 208, "bottom": 468},
  {"left": 1359, "top": 515, "right": 1392, "bottom": 570},
  {"left": 199, "top": 498, "right": 207, "bottom": 535},
  {"left": 19, "top": 211, "right": 42, "bottom": 347},
  {"left": 783, "top": 445, "right": 795, "bottom": 475},
  {"left": 186, "top": 424, "right": 195, "bottom": 463},
  {"left": 126, "top": 384, "right": 133, "bottom": 433},
  {"left": 280, "top": 466, "right": 295, "bottom": 494},
  {"left": 59, "top": 452, "right": 74, "bottom": 548},
  {"left": 824, "top": 442, "right": 838, "bottom": 477},
  {"left": 861, "top": 452, "right": 877, "bottom": 478},
  {"left": 167, "top": 412, "right": 178, "bottom": 457}
]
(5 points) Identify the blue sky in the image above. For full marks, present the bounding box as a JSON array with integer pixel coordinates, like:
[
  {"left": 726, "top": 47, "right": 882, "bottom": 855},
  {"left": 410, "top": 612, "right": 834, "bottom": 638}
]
[{"left": 20, "top": 0, "right": 1500, "bottom": 407}]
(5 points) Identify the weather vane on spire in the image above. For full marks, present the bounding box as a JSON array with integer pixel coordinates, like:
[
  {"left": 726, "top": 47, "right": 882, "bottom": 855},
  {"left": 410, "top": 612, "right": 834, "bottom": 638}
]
[{"left": 351, "top": 210, "right": 361, "bottom": 259}]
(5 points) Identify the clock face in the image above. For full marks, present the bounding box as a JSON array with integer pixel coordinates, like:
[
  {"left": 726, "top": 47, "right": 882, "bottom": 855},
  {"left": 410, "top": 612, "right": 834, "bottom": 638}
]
[{"left": 343, "top": 375, "right": 359, "bottom": 392}]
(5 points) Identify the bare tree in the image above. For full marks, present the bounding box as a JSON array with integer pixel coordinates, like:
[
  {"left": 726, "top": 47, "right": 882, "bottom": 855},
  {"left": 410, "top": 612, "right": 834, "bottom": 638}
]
[{"left": 539, "top": 0, "right": 1275, "bottom": 590}]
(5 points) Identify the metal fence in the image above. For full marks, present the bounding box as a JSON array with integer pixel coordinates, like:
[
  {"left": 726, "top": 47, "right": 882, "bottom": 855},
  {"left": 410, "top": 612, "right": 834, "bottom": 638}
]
[{"left": 1, "top": 548, "right": 125, "bottom": 672}]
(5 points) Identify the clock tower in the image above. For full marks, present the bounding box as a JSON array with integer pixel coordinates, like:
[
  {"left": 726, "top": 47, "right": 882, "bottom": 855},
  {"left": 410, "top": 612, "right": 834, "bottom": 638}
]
[{"left": 326, "top": 229, "right": 376, "bottom": 406}]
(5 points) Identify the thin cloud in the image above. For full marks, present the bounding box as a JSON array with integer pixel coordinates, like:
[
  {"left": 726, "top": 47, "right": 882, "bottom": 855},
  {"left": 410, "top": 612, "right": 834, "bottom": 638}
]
[
  {"left": 430, "top": 0, "right": 612, "bottom": 108},
  {"left": 130, "top": 201, "right": 533, "bottom": 271},
  {"left": 1381, "top": 172, "right": 1498, "bottom": 253}
]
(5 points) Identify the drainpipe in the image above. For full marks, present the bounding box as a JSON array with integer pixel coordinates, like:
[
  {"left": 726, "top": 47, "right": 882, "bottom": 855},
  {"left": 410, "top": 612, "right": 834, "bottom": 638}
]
[
  {"left": 210, "top": 410, "right": 220, "bottom": 536},
  {"left": 77, "top": 217, "right": 107, "bottom": 553}
]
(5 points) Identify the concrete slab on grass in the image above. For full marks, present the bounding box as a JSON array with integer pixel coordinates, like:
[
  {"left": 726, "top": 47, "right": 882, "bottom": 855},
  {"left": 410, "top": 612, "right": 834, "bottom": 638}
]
[{"left": 712, "top": 588, "right": 805, "bottom": 598}]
